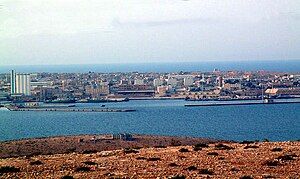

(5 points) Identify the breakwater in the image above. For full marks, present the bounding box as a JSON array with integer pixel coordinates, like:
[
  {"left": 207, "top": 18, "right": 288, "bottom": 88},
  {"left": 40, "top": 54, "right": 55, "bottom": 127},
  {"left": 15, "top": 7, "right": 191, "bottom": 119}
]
[{"left": 7, "top": 107, "right": 136, "bottom": 112}]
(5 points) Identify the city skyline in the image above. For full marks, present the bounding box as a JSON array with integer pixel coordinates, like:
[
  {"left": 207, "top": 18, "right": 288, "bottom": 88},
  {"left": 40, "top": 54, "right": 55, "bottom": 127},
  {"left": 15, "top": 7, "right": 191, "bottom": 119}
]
[{"left": 1, "top": 0, "right": 300, "bottom": 66}]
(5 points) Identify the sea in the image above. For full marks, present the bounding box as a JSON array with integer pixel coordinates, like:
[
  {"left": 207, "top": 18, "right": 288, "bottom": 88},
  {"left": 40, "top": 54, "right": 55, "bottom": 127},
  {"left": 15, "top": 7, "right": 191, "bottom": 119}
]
[
  {"left": 1, "top": 60, "right": 300, "bottom": 73},
  {"left": 0, "top": 99, "right": 299, "bottom": 142}
]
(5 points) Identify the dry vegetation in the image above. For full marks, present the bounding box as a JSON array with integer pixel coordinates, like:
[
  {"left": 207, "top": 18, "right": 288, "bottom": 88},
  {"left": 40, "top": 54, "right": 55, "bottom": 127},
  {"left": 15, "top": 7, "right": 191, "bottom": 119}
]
[{"left": 0, "top": 135, "right": 299, "bottom": 178}]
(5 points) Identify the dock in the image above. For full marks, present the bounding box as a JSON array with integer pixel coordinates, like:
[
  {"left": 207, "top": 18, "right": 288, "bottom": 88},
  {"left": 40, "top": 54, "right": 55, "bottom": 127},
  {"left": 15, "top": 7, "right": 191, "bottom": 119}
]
[
  {"left": 185, "top": 101, "right": 300, "bottom": 107},
  {"left": 7, "top": 107, "right": 136, "bottom": 112}
]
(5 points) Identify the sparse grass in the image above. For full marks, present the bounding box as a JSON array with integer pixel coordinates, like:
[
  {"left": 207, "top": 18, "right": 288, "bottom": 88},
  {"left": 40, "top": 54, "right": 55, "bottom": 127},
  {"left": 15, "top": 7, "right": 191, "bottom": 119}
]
[
  {"left": 29, "top": 160, "right": 43, "bottom": 165},
  {"left": 199, "top": 168, "right": 213, "bottom": 175},
  {"left": 0, "top": 166, "right": 20, "bottom": 173},
  {"left": 178, "top": 148, "right": 189, "bottom": 152}
]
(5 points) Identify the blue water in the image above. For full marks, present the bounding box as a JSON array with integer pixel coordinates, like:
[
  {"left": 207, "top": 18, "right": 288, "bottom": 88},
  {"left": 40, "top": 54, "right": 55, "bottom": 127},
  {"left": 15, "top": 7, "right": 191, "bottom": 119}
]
[
  {"left": 0, "top": 100, "right": 299, "bottom": 142},
  {"left": 1, "top": 60, "right": 300, "bottom": 73}
]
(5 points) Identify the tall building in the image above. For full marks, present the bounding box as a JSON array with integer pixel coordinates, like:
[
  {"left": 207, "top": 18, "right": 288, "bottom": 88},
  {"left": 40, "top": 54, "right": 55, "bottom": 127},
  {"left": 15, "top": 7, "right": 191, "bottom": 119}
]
[
  {"left": 10, "top": 70, "right": 31, "bottom": 96},
  {"left": 10, "top": 70, "right": 16, "bottom": 94},
  {"left": 16, "top": 73, "right": 31, "bottom": 95}
]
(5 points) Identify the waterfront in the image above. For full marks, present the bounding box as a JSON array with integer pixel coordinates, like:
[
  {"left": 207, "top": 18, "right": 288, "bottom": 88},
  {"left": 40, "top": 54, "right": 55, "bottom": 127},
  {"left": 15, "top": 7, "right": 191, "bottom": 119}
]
[{"left": 0, "top": 99, "right": 299, "bottom": 142}]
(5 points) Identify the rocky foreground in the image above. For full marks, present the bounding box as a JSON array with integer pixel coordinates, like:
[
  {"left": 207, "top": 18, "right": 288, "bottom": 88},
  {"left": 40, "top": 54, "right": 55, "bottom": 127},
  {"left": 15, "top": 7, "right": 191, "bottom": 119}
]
[{"left": 0, "top": 136, "right": 299, "bottom": 178}]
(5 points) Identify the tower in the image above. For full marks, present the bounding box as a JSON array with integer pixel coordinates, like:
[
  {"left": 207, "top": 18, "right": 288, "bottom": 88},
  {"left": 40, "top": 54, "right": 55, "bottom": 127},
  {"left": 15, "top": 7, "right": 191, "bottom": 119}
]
[{"left": 10, "top": 70, "right": 16, "bottom": 94}]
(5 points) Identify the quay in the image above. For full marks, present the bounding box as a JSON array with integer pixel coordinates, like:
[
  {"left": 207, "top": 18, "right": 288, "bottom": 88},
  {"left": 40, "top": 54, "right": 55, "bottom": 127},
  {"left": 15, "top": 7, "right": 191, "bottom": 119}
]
[
  {"left": 7, "top": 107, "right": 136, "bottom": 112},
  {"left": 184, "top": 101, "right": 300, "bottom": 107}
]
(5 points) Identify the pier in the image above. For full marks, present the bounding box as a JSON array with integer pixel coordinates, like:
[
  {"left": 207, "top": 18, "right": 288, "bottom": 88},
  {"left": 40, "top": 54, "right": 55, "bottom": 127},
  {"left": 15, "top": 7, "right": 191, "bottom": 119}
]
[{"left": 185, "top": 101, "right": 300, "bottom": 107}]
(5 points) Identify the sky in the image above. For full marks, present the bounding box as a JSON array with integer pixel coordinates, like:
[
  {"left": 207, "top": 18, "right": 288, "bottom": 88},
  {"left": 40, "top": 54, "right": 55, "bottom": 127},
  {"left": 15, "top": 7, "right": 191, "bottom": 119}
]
[{"left": 0, "top": 0, "right": 300, "bottom": 66}]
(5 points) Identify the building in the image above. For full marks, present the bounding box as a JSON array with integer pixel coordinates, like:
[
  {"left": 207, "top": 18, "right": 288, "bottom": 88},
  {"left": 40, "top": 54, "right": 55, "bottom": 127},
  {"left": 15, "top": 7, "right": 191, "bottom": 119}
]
[
  {"left": 156, "top": 86, "right": 168, "bottom": 96},
  {"left": 10, "top": 70, "right": 16, "bottom": 94},
  {"left": 167, "top": 78, "right": 177, "bottom": 86},
  {"left": 134, "top": 79, "right": 144, "bottom": 85},
  {"left": 16, "top": 73, "right": 31, "bottom": 96},
  {"left": 223, "top": 79, "right": 242, "bottom": 90},
  {"left": 85, "top": 83, "right": 109, "bottom": 98},
  {"left": 11, "top": 70, "right": 31, "bottom": 96},
  {"left": 183, "top": 77, "right": 194, "bottom": 86},
  {"left": 153, "top": 78, "right": 163, "bottom": 87}
]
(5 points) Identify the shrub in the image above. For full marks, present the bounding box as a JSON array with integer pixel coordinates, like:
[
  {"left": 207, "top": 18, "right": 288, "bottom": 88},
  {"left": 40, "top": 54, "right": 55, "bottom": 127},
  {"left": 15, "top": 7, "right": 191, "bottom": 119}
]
[
  {"left": 169, "top": 175, "right": 186, "bottom": 179},
  {"left": 82, "top": 161, "right": 97, "bottom": 165},
  {"left": 193, "top": 147, "right": 202, "bottom": 151},
  {"left": 61, "top": 175, "right": 74, "bottom": 179},
  {"left": 170, "top": 139, "right": 181, "bottom": 146},
  {"left": 271, "top": 147, "right": 283, "bottom": 152},
  {"left": 215, "top": 143, "right": 234, "bottom": 150},
  {"left": 277, "top": 154, "right": 297, "bottom": 161},
  {"left": 154, "top": 145, "right": 167, "bottom": 148},
  {"left": 194, "top": 143, "right": 209, "bottom": 148},
  {"left": 74, "top": 166, "right": 90, "bottom": 172},
  {"left": 239, "top": 141, "right": 255, "bottom": 144},
  {"left": 82, "top": 150, "right": 97, "bottom": 154},
  {"left": 136, "top": 156, "right": 147, "bottom": 160},
  {"left": 263, "top": 160, "right": 280, "bottom": 167},
  {"left": 123, "top": 148, "right": 139, "bottom": 154},
  {"left": 169, "top": 163, "right": 179, "bottom": 167},
  {"left": 207, "top": 152, "right": 219, "bottom": 156},
  {"left": 240, "top": 176, "right": 253, "bottom": 179},
  {"left": 199, "top": 168, "right": 213, "bottom": 175},
  {"left": 0, "top": 166, "right": 20, "bottom": 173},
  {"left": 147, "top": 157, "right": 160, "bottom": 161},
  {"left": 244, "top": 145, "right": 259, "bottom": 149},
  {"left": 29, "top": 160, "right": 43, "bottom": 165},
  {"left": 178, "top": 148, "right": 189, "bottom": 153},
  {"left": 186, "top": 166, "right": 197, "bottom": 171}
]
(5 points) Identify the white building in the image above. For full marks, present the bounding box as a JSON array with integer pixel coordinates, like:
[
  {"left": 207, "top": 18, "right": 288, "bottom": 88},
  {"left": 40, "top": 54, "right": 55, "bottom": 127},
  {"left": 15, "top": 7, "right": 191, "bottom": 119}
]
[
  {"left": 153, "top": 78, "right": 163, "bottom": 87},
  {"left": 167, "top": 78, "right": 177, "bottom": 86},
  {"left": 134, "top": 79, "right": 144, "bottom": 85},
  {"left": 13, "top": 72, "right": 31, "bottom": 96},
  {"left": 183, "top": 77, "right": 194, "bottom": 86}
]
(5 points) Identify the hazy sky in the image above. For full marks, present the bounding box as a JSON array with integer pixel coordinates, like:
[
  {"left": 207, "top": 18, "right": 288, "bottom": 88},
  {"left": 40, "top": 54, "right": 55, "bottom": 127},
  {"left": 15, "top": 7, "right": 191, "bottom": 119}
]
[{"left": 1, "top": 0, "right": 299, "bottom": 66}]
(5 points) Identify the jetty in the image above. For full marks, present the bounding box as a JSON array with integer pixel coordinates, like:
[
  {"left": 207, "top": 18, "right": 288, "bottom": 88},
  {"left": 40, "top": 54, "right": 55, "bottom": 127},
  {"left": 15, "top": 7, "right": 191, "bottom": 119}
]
[
  {"left": 6, "top": 107, "right": 136, "bottom": 112},
  {"left": 185, "top": 101, "right": 300, "bottom": 107}
]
